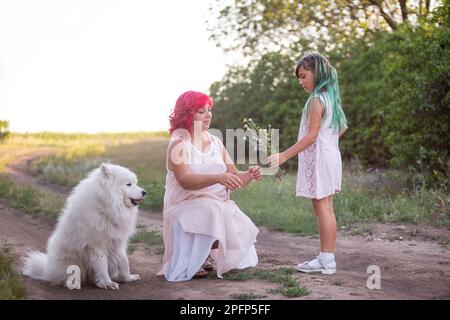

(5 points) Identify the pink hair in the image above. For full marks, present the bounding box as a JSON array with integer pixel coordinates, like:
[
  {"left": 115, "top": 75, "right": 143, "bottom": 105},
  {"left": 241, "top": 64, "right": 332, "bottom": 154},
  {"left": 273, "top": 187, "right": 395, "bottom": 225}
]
[{"left": 169, "top": 91, "right": 213, "bottom": 135}]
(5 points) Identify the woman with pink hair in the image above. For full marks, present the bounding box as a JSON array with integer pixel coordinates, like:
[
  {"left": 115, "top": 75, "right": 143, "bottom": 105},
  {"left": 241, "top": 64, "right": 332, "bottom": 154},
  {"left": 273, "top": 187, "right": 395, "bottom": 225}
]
[{"left": 158, "top": 90, "right": 261, "bottom": 281}]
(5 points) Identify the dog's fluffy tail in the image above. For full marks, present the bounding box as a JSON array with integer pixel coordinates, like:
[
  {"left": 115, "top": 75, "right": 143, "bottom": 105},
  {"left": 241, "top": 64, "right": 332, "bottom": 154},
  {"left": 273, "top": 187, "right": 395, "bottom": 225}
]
[{"left": 22, "top": 251, "right": 48, "bottom": 281}]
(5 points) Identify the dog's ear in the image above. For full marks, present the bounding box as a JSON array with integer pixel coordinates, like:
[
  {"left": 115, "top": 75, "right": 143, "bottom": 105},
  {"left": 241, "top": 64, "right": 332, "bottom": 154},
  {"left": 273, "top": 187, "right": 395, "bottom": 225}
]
[{"left": 100, "top": 163, "right": 110, "bottom": 178}]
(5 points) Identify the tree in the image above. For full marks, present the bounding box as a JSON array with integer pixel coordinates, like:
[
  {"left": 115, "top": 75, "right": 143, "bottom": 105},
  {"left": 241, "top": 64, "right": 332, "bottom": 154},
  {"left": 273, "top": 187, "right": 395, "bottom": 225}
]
[
  {"left": 208, "top": 1, "right": 449, "bottom": 188},
  {"left": 207, "top": 0, "right": 438, "bottom": 57},
  {"left": 0, "top": 120, "right": 10, "bottom": 140},
  {"left": 383, "top": 20, "right": 450, "bottom": 188}
]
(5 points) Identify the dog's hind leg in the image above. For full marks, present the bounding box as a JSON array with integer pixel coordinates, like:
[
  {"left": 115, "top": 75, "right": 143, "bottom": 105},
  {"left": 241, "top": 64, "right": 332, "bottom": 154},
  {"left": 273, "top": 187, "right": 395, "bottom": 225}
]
[{"left": 88, "top": 249, "right": 119, "bottom": 290}]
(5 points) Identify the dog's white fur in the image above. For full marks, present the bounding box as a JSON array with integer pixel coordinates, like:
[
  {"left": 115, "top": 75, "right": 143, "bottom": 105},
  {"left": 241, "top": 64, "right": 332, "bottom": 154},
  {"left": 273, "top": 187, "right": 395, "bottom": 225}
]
[{"left": 22, "top": 163, "right": 147, "bottom": 290}]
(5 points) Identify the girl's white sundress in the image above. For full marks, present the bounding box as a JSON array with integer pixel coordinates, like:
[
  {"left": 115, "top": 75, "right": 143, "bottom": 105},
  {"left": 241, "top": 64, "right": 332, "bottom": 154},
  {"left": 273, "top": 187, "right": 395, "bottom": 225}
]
[
  {"left": 158, "top": 132, "right": 259, "bottom": 282},
  {"left": 296, "top": 91, "right": 342, "bottom": 199}
]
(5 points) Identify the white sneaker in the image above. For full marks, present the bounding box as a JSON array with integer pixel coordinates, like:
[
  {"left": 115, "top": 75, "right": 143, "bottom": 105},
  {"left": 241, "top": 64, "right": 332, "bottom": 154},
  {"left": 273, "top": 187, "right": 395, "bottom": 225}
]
[{"left": 294, "top": 256, "right": 336, "bottom": 275}]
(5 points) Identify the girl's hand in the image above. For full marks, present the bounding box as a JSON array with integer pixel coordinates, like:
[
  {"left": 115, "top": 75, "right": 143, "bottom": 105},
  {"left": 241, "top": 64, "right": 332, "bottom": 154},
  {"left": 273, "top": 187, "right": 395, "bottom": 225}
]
[
  {"left": 268, "top": 152, "right": 288, "bottom": 169},
  {"left": 217, "top": 173, "right": 243, "bottom": 191},
  {"left": 249, "top": 166, "right": 262, "bottom": 181}
]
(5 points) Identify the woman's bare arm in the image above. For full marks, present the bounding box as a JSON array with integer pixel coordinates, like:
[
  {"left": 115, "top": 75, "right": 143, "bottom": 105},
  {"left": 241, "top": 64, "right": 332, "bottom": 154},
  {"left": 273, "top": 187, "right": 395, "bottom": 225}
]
[
  {"left": 167, "top": 140, "right": 242, "bottom": 191},
  {"left": 220, "top": 141, "right": 253, "bottom": 188}
]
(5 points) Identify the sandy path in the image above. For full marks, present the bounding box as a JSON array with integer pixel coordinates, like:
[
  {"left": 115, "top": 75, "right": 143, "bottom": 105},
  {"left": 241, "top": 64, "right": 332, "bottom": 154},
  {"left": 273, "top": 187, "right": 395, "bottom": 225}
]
[{"left": 1, "top": 154, "right": 449, "bottom": 299}]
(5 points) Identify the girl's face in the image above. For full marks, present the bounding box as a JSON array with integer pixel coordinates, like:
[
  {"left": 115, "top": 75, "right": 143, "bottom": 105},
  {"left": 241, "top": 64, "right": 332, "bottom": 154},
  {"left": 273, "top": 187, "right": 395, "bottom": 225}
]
[
  {"left": 192, "top": 103, "right": 212, "bottom": 132},
  {"left": 297, "top": 66, "right": 315, "bottom": 93}
]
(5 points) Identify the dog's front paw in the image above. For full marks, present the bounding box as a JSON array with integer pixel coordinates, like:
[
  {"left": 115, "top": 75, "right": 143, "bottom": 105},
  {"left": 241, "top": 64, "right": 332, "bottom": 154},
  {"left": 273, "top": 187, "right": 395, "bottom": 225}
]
[
  {"left": 123, "top": 274, "right": 140, "bottom": 282},
  {"left": 96, "top": 280, "right": 120, "bottom": 290}
]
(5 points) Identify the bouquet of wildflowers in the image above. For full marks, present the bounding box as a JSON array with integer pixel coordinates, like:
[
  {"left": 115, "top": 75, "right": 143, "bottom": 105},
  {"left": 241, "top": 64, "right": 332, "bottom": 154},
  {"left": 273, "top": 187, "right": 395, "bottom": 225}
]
[{"left": 242, "top": 118, "right": 284, "bottom": 180}]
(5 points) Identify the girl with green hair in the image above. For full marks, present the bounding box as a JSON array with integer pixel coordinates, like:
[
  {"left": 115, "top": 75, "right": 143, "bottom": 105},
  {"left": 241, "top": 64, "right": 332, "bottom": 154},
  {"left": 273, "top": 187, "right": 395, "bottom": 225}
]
[{"left": 268, "top": 52, "right": 348, "bottom": 274}]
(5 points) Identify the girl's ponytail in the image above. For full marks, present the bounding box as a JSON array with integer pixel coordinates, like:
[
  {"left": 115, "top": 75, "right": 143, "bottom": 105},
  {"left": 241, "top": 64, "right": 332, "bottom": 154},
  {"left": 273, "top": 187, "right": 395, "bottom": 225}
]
[{"left": 329, "top": 66, "right": 348, "bottom": 131}]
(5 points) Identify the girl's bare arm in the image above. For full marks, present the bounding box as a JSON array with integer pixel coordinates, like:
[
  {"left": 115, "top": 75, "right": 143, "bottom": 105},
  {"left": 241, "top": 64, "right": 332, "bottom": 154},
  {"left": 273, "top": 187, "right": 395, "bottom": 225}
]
[{"left": 283, "top": 98, "right": 323, "bottom": 160}]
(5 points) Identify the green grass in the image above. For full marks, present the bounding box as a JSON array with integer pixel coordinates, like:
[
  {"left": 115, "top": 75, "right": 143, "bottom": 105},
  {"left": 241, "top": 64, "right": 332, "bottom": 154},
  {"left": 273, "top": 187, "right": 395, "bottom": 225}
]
[
  {"left": 230, "top": 176, "right": 317, "bottom": 234},
  {"left": 223, "top": 267, "right": 311, "bottom": 298},
  {"left": 127, "top": 244, "right": 137, "bottom": 254},
  {"left": 0, "top": 244, "right": 27, "bottom": 300},
  {"left": 267, "top": 285, "right": 311, "bottom": 298},
  {"left": 130, "top": 229, "right": 163, "bottom": 246},
  {"left": 231, "top": 293, "right": 268, "bottom": 300},
  {"left": 222, "top": 269, "right": 255, "bottom": 281},
  {"left": 0, "top": 175, "right": 64, "bottom": 219},
  {"left": 129, "top": 229, "right": 164, "bottom": 254}
]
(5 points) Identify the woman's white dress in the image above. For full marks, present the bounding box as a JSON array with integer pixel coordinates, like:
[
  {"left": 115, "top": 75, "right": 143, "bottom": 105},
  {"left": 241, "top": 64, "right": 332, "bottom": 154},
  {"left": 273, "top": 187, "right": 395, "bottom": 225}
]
[{"left": 158, "top": 132, "right": 259, "bottom": 282}]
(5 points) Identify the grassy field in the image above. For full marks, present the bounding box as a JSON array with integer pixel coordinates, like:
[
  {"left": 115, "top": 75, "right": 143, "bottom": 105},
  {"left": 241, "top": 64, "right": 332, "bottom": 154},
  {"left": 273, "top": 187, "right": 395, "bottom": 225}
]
[
  {"left": 2, "top": 132, "right": 169, "bottom": 211},
  {"left": 1, "top": 132, "right": 449, "bottom": 233},
  {"left": 233, "top": 169, "right": 450, "bottom": 234}
]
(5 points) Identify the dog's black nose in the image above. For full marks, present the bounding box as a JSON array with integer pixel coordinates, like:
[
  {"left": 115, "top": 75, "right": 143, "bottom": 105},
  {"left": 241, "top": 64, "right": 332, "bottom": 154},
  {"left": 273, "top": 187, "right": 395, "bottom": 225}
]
[{"left": 142, "top": 190, "right": 147, "bottom": 197}]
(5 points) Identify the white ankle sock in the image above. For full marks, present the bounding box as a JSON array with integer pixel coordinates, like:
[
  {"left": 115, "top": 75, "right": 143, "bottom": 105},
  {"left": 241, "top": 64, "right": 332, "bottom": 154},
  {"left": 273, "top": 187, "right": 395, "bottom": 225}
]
[{"left": 319, "top": 252, "right": 335, "bottom": 262}]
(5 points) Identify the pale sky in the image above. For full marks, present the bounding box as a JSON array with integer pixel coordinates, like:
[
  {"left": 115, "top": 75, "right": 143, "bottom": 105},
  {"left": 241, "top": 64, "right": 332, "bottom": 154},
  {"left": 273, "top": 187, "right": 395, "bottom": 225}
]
[{"left": 0, "top": 0, "right": 227, "bottom": 133}]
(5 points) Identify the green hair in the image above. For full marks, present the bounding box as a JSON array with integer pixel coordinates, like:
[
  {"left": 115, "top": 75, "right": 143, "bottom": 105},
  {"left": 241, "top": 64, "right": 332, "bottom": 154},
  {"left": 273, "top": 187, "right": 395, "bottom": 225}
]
[{"left": 295, "top": 52, "right": 348, "bottom": 132}]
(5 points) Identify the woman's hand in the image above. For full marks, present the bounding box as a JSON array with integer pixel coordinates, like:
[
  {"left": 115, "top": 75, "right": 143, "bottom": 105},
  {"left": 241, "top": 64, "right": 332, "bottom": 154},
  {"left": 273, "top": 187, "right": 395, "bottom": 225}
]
[
  {"left": 267, "top": 152, "right": 288, "bottom": 169},
  {"left": 217, "top": 173, "right": 243, "bottom": 191},
  {"left": 235, "top": 171, "right": 252, "bottom": 187},
  {"left": 249, "top": 166, "right": 262, "bottom": 181}
]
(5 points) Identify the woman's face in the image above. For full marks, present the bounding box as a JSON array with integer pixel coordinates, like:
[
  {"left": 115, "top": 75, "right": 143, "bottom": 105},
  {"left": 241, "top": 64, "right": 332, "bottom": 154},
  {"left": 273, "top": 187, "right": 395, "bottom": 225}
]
[
  {"left": 297, "top": 66, "right": 315, "bottom": 93},
  {"left": 192, "top": 103, "right": 212, "bottom": 132}
]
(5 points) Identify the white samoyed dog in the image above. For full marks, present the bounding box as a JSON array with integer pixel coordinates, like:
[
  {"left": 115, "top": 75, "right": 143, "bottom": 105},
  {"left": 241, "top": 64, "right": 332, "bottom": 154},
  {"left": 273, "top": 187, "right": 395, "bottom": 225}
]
[{"left": 23, "top": 163, "right": 147, "bottom": 290}]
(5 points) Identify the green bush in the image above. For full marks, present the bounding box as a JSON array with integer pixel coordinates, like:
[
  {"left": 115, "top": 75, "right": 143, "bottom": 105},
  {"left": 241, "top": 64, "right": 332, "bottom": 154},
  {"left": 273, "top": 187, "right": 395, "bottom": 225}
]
[{"left": 383, "top": 23, "right": 450, "bottom": 189}]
